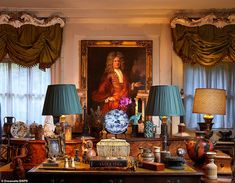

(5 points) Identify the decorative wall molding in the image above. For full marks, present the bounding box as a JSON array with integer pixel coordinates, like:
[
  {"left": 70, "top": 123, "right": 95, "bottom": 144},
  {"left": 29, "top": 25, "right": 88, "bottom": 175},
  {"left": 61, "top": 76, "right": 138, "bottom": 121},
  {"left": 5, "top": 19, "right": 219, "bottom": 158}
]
[
  {"left": 171, "top": 14, "right": 235, "bottom": 28},
  {"left": 0, "top": 13, "right": 65, "bottom": 28}
]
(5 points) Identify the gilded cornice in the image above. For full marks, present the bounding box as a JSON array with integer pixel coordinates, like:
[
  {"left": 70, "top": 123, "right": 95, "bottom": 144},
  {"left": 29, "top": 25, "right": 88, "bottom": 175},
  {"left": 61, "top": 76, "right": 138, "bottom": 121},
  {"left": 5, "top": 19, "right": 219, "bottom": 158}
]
[
  {"left": 171, "top": 14, "right": 235, "bottom": 28},
  {"left": 0, "top": 13, "right": 65, "bottom": 28}
]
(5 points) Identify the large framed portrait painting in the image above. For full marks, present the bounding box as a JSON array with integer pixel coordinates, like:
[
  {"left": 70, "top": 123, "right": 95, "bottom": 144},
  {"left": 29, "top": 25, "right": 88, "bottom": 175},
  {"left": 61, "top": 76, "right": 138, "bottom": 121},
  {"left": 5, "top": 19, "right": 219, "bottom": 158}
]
[{"left": 80, "top": 40, "right": 153, "bottom": 117}]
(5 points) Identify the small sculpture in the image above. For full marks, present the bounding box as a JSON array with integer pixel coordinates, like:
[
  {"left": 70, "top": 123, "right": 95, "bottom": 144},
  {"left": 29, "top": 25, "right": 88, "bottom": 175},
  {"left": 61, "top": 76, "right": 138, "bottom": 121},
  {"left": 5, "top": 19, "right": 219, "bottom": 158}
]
[
  {"left": 82, "top": 150, "right": 88, "bottom": 164},
  {"left": 47, "top": 156, "right": 57, "bottom": 163},
  {"left": 129, "top": 113, "right": 142, "bottom": 137},
  {"left": 35, "top": 125, "right": 44, "bottom": 140},
  {"left": 44, "top": 116, "right": 55, "bottom": 137},
  {"left": 86, "top": 140, "right": 96, "bottom": 161},
  {"left": 12, "top": 158, "right": 25, "bottom": 179},
  {"left": 29, "top": 121, "right": 38, "bottom": 137},
  {"left": 64, "top": 157, "right": 69, "bottom": 168},
  {"left": 90, "top": 106, "right": 104, "bottom": 138},
  {"left": 70, "top": 157, "right": 75, "bottom": 168},
  {"left": 74, "top": 149, "right": 80, "bottom": 162},
  {"left": 81, "top": 138, "right": 96, "bottom": 163},
  {"left": 129, "top": 113, "right": 142, "bottom": 125}
]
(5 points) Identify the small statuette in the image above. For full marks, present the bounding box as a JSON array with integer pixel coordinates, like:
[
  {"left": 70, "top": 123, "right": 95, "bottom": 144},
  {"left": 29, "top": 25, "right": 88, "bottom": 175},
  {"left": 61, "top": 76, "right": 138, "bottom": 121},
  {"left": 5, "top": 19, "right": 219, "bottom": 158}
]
[
  {"left": 71, "top": 157, "right": 75, "bottom": 168},
  {"left": 64, "top": 157, "right": 69, "bottom": 168},
  {"left": 43, "top": 116, "right": 55, "bottom": 137},
  {"left": 74, "top": 149, "right": 80, "bottom": 162},
  {"left": 48, "top": 156, "right": 56, "bottom": 163}
]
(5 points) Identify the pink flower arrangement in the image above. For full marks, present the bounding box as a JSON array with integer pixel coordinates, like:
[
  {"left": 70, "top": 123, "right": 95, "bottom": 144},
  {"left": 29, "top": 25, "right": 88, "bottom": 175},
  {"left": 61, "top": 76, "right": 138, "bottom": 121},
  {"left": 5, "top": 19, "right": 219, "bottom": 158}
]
[{"left": 118, "top": 96, "right": 132, "bottom": 111}]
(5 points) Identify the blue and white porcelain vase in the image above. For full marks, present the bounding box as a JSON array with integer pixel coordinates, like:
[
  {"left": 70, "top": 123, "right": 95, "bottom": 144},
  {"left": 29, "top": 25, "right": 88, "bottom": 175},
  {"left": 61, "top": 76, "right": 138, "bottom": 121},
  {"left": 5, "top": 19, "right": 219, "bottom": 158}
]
[{"left": 144, "top": 120, "right": 154, "bottom": 138}]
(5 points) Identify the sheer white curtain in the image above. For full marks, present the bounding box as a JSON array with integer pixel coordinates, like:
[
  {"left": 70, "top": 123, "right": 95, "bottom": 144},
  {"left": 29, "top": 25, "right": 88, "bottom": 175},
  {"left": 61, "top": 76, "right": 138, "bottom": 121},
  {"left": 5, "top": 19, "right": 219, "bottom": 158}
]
[
  {"left": 0, "top": 62, "right": 51, "bottom": 125},
  {"left": 184, "top": 63, "right": 235, "bottom": 129}
]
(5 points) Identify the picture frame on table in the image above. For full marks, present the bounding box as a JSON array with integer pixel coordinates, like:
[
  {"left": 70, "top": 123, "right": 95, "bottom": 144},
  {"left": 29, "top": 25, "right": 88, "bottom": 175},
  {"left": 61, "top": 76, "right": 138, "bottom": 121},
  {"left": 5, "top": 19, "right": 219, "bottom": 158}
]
[{"left": 45, "top": 135, "right": 65, "bottom": 158}]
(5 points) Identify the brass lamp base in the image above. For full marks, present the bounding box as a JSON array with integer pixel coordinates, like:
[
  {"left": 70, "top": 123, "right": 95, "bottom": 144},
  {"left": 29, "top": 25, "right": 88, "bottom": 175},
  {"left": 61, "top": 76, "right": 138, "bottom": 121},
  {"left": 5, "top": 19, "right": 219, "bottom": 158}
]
[
  {"left": 198, "top": 122, "right": 214, "bottom": 131},
  {"left": 197, "top": 115, "right": 214, "bottom": 131}
]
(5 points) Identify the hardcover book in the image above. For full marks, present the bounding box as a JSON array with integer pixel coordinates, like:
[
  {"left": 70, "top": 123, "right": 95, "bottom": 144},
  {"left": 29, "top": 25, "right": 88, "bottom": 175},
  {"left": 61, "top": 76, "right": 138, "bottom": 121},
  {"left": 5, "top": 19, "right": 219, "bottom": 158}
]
[{"left": 90, "top": 156, "right": 128, "bottom": 167}]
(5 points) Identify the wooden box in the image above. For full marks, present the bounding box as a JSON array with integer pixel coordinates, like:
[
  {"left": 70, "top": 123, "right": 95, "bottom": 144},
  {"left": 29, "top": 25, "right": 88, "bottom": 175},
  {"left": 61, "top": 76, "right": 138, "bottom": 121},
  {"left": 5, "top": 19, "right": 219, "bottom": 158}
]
[
  {"left": 141, "top": 161, "right": 165, "bottom": 171},
  {"left": 214, "top": 150, "right": 232, "bottom": 175}
]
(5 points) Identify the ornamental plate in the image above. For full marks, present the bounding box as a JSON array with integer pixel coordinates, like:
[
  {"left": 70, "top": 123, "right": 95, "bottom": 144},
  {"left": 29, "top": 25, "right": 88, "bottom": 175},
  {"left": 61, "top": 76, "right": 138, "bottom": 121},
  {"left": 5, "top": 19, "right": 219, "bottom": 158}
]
[
  {"left": 10, "top": 121, "right": 29, "bottom": 138},
  {"left": 104, "top": 109, "right": 129, "bottom": 134}
]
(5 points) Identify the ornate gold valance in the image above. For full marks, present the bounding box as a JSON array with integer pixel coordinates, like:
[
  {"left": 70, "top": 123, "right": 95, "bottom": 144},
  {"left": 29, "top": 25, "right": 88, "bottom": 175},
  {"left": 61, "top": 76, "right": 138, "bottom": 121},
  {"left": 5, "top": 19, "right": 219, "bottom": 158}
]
[
  {"left": 0, "top": 13, "right": 65, "bottom": 69},
  {"left": 171, "top": 14, "right": 235, "bottom": 66}
]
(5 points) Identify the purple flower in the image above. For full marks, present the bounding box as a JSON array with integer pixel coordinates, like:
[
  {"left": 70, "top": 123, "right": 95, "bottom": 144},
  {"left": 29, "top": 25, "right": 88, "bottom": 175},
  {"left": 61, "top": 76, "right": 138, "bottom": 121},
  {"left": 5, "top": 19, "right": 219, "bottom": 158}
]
[{"left": 119, "top": 97, "right": 132, "bottom": 107}]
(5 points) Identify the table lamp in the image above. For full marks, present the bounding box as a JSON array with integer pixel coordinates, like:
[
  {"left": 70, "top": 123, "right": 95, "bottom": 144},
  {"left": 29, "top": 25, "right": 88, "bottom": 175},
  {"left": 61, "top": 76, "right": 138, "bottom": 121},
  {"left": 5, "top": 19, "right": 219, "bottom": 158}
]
[
  {"left": 146, "top": 85, "right": 185, "bottom": 151},
  {"left": 193, "top": 88, "right": 226, "bottom": 132},
  {"left": 42, "top": 84, "right": 83, "bottom": 136}
]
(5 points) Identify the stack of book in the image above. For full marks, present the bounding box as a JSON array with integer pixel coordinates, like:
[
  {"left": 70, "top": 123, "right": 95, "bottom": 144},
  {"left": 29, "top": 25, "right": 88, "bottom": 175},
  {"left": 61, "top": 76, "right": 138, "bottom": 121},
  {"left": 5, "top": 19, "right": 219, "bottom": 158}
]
[{"left": 90, "top": 156, "right": 128, "bottom": 168}]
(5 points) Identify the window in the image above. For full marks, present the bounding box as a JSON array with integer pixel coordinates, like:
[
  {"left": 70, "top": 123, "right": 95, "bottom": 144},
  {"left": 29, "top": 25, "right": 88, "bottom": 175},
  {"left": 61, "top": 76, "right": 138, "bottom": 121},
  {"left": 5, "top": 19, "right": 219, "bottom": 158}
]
[
  {"left": 0, "top": 62, "right": 51, "bottom": 125},
  {"left": 184, "top": 63, "right": 235, "bottom": 129}
]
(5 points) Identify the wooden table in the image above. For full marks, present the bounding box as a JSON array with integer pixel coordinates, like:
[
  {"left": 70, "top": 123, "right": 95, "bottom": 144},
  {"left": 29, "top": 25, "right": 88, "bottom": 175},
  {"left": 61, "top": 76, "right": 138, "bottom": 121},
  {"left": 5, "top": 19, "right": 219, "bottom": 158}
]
[
  {"left": 3, "top": 137, "right": 189, "bottom": 170},
  {"left": 201, "top": 176, "right": 233, "bottom": 183},
  {"left": 27, "top": 162, "right": 203, "bottom": 183}
]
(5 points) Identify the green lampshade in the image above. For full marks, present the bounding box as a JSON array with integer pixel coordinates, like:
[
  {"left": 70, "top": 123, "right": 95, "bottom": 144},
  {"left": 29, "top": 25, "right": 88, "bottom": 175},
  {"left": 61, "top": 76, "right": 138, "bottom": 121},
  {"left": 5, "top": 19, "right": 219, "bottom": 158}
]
[
  {"left": 42, "top": 84, "right": 82, "bottom": 116},
  {"left": 146, "top": 85, "right": 185, "bottom": 117}
]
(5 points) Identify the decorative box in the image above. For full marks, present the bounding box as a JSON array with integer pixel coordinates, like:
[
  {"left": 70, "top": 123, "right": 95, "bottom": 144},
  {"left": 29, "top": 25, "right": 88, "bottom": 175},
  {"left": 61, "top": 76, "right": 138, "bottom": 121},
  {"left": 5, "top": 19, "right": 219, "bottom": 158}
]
[
  {"left": 141, "top": 161, "right": 165, "bottom": 171},
  {"left": 214, "top": 150, "right": 232, "bottom": 175},
  {"left": 96, "top": 137, "right": 130, "bottom": 158}
]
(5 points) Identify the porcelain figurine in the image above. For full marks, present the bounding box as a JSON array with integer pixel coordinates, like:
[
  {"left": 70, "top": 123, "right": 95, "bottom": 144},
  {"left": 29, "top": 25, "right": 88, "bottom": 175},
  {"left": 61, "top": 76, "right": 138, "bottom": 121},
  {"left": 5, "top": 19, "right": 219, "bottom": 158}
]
[
  {"left": 82, "top": 138, "right": 96, "bottom": 163},
  {"left": 43, "top": 116, "right": 55, "bottom": 137}
]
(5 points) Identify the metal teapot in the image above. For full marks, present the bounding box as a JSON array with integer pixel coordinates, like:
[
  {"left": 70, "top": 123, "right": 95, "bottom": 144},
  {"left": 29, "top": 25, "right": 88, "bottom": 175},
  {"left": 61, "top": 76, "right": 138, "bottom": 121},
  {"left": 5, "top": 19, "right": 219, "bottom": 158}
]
[{"left": 141, "top": 148, "right": 155, "bottom": 162}]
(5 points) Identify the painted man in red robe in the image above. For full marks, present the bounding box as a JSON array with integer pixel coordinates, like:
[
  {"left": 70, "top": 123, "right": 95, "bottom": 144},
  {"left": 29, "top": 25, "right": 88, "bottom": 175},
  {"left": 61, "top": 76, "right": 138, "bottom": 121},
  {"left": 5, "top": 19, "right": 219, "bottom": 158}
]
[{"left": 92, "top": 51, "right": 142, "bottom": 114}]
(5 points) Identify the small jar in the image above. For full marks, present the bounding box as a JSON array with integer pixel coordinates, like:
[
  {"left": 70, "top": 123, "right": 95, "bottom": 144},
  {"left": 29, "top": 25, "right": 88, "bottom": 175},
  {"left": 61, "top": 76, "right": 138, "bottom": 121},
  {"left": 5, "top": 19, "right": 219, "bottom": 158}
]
[
  {"left": 205, "top": 152, "right": 217, "bottom": 180},
  {"left": 160, "top": 150, "right": 171, "bottom": 163},
  {"left": 153, "top": 146, "right": 161, "bottom": 163}
]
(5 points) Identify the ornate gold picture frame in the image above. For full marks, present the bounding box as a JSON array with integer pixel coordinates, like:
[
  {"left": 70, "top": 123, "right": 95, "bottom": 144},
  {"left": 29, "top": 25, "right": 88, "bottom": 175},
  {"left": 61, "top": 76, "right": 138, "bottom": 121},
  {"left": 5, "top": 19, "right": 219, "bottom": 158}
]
[
  {"left": 45, "top": 135, "right": 65, "bottom": 158},
  {"left": 80, "top": 40, "right": 153, "bottom": 114}
]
